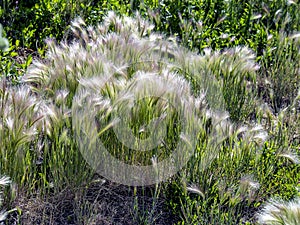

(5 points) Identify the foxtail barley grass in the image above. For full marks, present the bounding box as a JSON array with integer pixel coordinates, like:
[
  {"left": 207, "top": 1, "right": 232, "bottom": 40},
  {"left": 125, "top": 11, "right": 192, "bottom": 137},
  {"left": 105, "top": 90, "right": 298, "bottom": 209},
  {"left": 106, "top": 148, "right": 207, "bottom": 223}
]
[
  {"left": 0, "top": 80, "right": 46, "bottom": 189},
  {"left": 1, "top": 9, "right": 298, "bottom": 224},
  {"left": 259, "top": 31, "right": 300, "bottom": 114},
  {"left": 257, "top": 197, "right": 300, "bottom": 225},
  {"left": 22, "top": 9, "right": 265, "bottom": 217},
  {"left": 0, "top": 175, "right": 10, "bottom": 222}
]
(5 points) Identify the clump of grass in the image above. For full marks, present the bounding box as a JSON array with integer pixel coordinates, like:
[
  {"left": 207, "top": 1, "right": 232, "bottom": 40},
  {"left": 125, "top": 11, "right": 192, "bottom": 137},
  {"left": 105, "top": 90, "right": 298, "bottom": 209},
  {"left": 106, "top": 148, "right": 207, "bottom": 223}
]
[
  {"left": 257, "top": 197, "right": 300, "bottom": 225},
  {"left": 0, "top": 80, "right": 46, "bottom": 189},
  {"left": 192, "top": 46, "right": 259, "bottom": 121},
  {"left": 0, "top": 175, "right": 11, "bottom": 223},
  {"left": 23, "top": 11, "right": 265, "bottom": 186},
  {"left": 22, "top": 10, "right": 264, "bottom": 222},
  {"left": 259, "top": 31, "right": 300, "bottom": 114},
  {"left": 3, "top": 9, "right": 299, "bottom": 225}
]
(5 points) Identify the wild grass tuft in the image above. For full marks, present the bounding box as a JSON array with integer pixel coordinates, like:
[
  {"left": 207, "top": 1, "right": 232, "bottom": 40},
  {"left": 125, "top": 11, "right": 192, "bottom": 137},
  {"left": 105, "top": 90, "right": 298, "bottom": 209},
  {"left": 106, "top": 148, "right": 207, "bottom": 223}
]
[{"left": 257, "top": 197, "right": 300, "bottom": 225}]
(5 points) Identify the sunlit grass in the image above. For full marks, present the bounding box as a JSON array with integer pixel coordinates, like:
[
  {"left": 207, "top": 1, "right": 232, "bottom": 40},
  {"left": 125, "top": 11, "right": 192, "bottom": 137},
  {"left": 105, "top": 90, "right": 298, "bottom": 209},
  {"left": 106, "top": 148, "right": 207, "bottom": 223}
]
[
  {"left": 257, "top": 197, "right": 300, "bottom": 225},
  {"left": 0, "top": 3, "right": 299, "bottom": 224}
]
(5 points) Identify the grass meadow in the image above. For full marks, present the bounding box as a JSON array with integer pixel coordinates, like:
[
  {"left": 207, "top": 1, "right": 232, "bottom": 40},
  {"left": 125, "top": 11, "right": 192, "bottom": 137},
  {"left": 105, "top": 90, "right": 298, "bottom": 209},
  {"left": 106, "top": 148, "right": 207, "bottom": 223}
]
[{"left": 0, "top": 0, "right": 300, "bottom": 224}]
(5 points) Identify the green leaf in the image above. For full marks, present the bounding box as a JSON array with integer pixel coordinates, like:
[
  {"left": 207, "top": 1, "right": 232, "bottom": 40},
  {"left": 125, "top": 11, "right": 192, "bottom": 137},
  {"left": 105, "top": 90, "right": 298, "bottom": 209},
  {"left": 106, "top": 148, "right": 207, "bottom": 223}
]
[{"left": 10, "top": 51, "right": 18, "bottom": 57}]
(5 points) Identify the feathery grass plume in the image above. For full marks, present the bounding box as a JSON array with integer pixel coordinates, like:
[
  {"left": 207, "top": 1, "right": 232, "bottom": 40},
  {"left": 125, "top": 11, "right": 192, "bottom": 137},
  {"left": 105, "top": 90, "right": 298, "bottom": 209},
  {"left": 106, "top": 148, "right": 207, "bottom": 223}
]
[
  {"left": 0, "top": 80, "right": 47, "bottom": 186},
  {"left": 243, "top": 124, "right": 268, "bottom": 146},
  {"left": 73, "top": 68, "right": 200, "bottom": 173},
  {"left": 0, "top": 175, "right": 10, "bottom": 223},
  {"left": 186, "top": 184, "right": 205, "bottom": 199},
  {"left": 238, "top": 175, "right": 260, "bottom": 201},
  {"left": 277, "top": 148, "right": 300, "bottom": 164},
  {"left": 111, "top": 70, "right": 195, "bottom": 152},
  {"left": 259, "top": 31, "right": 300, "bottom": 113},
  {"left": 24, "top": 12, "right": 159, "bottom": 100},
  {"left": 200, "top": 108, "right": 267, "bottom": 155},
  {"left": 179, "top": 45, "right": 259, "bottom": 121},
  {"left": 25, "top": 14, "right": 200, "bottom": 125},
  {"left": 217, "top": 46, "right": 258, "bottom": 121},
  {"left": 257, "top": 197, "right": 300, "bottom": 225},
  {"left": 216, "top": 175, "right": 260, "bottom": 209}
]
